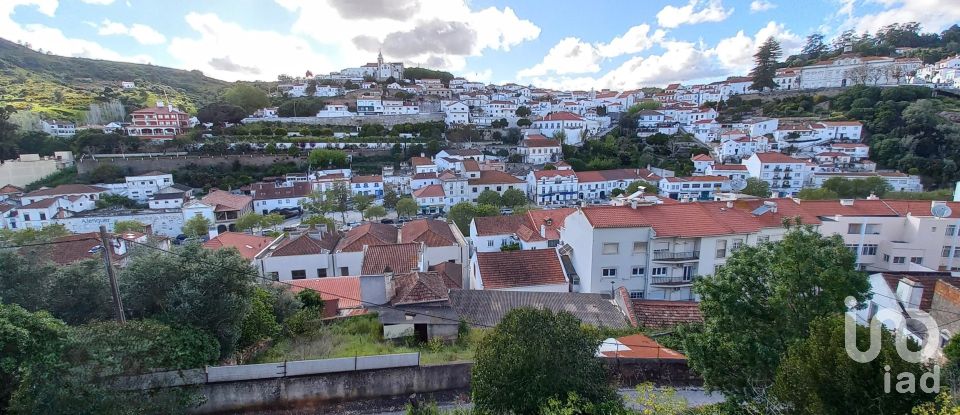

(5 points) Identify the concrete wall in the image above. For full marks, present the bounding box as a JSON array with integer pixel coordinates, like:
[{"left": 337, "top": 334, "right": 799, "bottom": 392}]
[
  {"left": 0, "top": 157, "right": 62, "bottom": 187},
  {"left": 77, "top": 154, "right": 307, "bottom": 176},
  {"left": 243, "top": 113, "right": 445, "bottom": 127},
  {"left": 194, "top": 362, "right": 472, "bottom": 413}
]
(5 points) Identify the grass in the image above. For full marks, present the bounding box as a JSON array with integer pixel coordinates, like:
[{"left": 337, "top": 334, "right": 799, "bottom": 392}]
[{"left": 253, "top": 314, "right": 484, "bottom": 365}]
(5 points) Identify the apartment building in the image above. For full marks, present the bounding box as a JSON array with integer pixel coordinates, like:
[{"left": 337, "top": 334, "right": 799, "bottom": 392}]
[
  {"left": 560, "top": 200, "right": 803, "bottom": 300},
  {"left": 744, "top": 152, "right": 811, "bottom": 197}
]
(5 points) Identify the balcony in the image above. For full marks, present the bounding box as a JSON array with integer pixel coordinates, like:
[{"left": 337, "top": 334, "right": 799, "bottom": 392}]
[
  {"left": 651, "top": 275, "right": 699, "bottom": 286},
  {"left": 653, "top": 250, "right": 700, "bottom": 261}
]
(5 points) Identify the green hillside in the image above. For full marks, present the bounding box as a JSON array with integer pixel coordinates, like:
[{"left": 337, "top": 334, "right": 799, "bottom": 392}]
[{"left": 0, "top": 38, "right": 229, "bottom": 122}]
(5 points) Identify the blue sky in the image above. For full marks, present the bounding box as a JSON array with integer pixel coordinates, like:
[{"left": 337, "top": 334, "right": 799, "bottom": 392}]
[{"left": 2, "top": 0, "right": 958, "bottom": 88}]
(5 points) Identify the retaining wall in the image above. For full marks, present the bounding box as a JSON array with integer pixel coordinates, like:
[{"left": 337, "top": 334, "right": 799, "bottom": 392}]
[{"left": 242, "top": 113, "right": 445, "bottom": 127}]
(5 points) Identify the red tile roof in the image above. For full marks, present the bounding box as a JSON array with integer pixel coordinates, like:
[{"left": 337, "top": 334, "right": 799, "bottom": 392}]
[
  {"left": 879, "top": 272, "right": 958, "bottom": 312},
  {"left": 412, "top": 172, "right": 438, "bottom": 180},
  {"left": 270, "top": 231, "right": 340, "bottom": 256},
  {"left": 203, "top": 232, "right": 275, "bottom": 260},
  {"left": 462, "top": 159, "right": 480, "bottom": 172},
  {"left": 525, "top": 207, "right": 576, "bottom": 240},
  {"left": 287, "top": 276, "right": 362, "bottom": 309},
  {"left": 400, "top": 219, "right": 458, "bottom": 247},
  {"left": 201, "top": 190, "right": 252, "bottom": 212},
  {"left": 251, "top": 181, "right": 312, "bottom": 200},
  {"left": 413, "top": 184, "right": 445, "bottom": 198},
  {"left": 579, "top": 201, "right": 804, "bottom": 236},
  {"left": 468, "top": 170, "right": 524, "bottom": 185},
  {"left": 475, "top": 249, "right": 567, "bottom": 289},
  {"left": 0, "top": 184, "right": 24, "bottom": 195},
  {"left": 628, "top": 299, "right": 702, "bottom": 328},
  {"left": 539, "top": 111, "right": 584, "bottom": 122},
  {"left": 691, "top": 154, "right": 714, "bottom": 162},
  {"left": 25, "top": 184, "right": 107, "bottom": 198},
  {"left": 361, "top": 243, "right": 420, "bottom": 275},
  {"left": 600, "top": 333, "right": 686, "bottom": 360},
  {"left": 429, "top": 262, "right": 463, "bottom": 289},
  {"left": 350, "top": 175, "right": 383, "bottom": 184},
  {"left": 710, "top": 164, "right": 747, "bottom": 171},
  {"left": 752, "top": 152, "right": 804, "bottom": 164},
  {"left": 19, "top": 232, "right": 115, "bottom": 265},
  {"left": 663, "top": 175, "right": 729, "bottom": 183},
  {"left": 410, "top": 157, "right": 435, "bottom": 167},
  {"left": 533, "top": 169, "right": 577, "bottom": 180},
  {"left": 391, "top": 271, "right": 452, "bottom": 305},
  {"left": 521, "top": 137, "right": 561, "bottom": 148},
  {"left": 336, "top": 222, "right": 398, "bottom": 252}
]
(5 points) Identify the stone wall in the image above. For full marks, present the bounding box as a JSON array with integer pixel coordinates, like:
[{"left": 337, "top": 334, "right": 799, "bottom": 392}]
[{"left": 242, "top": 113, "right": 445, "bottom": 127}]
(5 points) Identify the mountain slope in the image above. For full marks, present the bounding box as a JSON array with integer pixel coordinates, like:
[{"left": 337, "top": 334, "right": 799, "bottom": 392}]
[{"left": 0, "top": 38, "right": 229, "bottom": 121}]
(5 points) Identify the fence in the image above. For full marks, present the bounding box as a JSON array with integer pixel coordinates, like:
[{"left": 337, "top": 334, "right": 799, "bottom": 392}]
[{"left": 116, "top": 352, "right": 421, "bottom": 389}]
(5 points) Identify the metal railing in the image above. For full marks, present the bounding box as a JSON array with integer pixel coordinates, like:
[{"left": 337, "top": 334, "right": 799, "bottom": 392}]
[
  {"left": 651, "top": 276, "right": 698, "bottom": 285},
  {"left": 652, "top": 250, "right": 700, "bottom": 261}
]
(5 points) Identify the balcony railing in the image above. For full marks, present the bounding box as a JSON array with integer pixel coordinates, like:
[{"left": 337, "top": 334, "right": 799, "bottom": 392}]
[
  {"left": 651, "top": 275, "right": 698, "bottom": 285},
  {"left": 653, "top": 250, "right": 700, "bottom": 261}
]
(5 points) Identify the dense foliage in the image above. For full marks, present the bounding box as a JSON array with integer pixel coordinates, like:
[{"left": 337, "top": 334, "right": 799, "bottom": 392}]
[{"left": 562, "top": 134, "right": 697, "bottom": 175}]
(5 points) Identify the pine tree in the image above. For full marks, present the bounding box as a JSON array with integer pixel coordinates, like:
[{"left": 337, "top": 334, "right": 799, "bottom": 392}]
[
  {"left": 801, "top": 33, "right": 827, "bottom": 59},
  {"left": 749, "top": 37, "right": 782, "bottom": 92}
]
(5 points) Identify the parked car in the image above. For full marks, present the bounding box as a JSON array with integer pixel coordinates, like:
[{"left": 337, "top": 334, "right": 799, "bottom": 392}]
[{"left": 380, "top": 219, "right": 395, "bottom": 224}]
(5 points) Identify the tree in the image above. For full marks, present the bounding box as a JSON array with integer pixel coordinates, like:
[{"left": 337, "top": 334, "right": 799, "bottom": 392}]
[
  {"left": 396, "top": 197, "right": 418, "bottom": 218},
  {"left": 626, "top": 180, "right": 658, "bottom": 195},
  {"left": 95, "top": 193, "right": 141, "bottom": 209},
  {"left": 351, "top": 193, "right": 374, "bottom": 213},
  {"left": 552, "top": 130, "right": 567, "bottom": 145},
  {"left": 516, "top": 118, "right": 532, "bottom": 128},
  {"left": 119, "top": 243, "right": 256, "bottom": 357},
  {"left": 307, "top": 149, "right": 347, "bottom": 168},
  {"left": 182, "top": 215, "right": 212, "bottom": 238},
  {"left": 197, "top": 103, "right": 247, "bottom": 125},
  {"left": 0, "top": 224, "right": 69, "bottom": 247},
  {"left": 0, "top": 303, "right": 67, "bottom": 409},
  {"left": 750, "top": 37, "right": 782, "bottom": 92},
  {"left": 382, "top": 185, "right": 400, "bottom": 209},
  {"left": 472, "top": 308, "right": 615, "bottom": 414},
  {"left": 684, "top": 223, "right": 870, "bottom": 402},
  {"left": 742, "top": 177, "right": 771, "bottom": 197},
  {"left": 364, "top": 205, "right": 387, "bottom": 220},
  {"left": 448, "top": 202, "right": 479, "bottom": 235},
  {"left": 238, "top": 287, "right": 281, "bottom": 349},
  {"left": 113, "top": 220, "right": 148, "bottom": 234},
  {"left": 476, "top": 190, "right": 502, "bottom": 207},
  {"left": 222, "top": 84, "right": 269, "bottom": 114},
  {"left": 772, "top": 315, "right": 934, "bottom": 415},
  {"left": 324, "top": 182, "right": 352, "bottom": 224},
  {"left": 515, "top": 106, "right": 531, "bottom": 117},
  {"left": 801, "top": 33, "right": 827, "bottom": 59},
  {"left": 87, "top": 163, "right": 124, "bottom": 183},
  {"left": 501, "top": 188, "right": 527, "bottom": 208},
  {"left": 0, "top": 254, "right": 113, "bottom": 325},
  {"left": 261, "top": 213, "right": 285, "bottom": 231},
  {"left": 797, "top": 187, "right": 839, "bottom": 200}
]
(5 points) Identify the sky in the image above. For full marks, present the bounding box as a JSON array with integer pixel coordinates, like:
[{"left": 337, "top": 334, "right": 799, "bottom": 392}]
[{"left": 3, "top": 0, "right": 960, "bottom": 89}]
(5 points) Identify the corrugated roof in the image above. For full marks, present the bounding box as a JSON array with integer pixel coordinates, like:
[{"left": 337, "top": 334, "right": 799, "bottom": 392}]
[{"left": 448, "top": 290, "right": 628, "bottom": 328}]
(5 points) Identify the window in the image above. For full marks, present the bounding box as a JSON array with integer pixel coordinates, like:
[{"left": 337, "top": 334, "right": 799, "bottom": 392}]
[
  {"left": 23, "top": 214, "right": 30, "bottom": 221},
  {"left": 865, "top": 224, "right": 882, "bottom": 235},
  {"left": 267, "top": 272, "right": 279, "bottom": 280},
  {"left": 651, "top": 267, "right": 668, "bottom": 276},
  {"left": 716, "top": 240, "right": 727, "bottom": 258},
  {"left": 757, "top": 235, "right": 770, "bottom": 244},
  {"left": 861, "top": 244, "right": 878, "bottom": 255},
  {"left": 602, "top": 243, "right": 619, "bottom": 255},
  {"left": 948, "top": 225, "right": 957, "bottom": 236},
  {"left": 317, "top": 268, "right": 327, "bottom": 278},
  {"left": 631, "top": 267, "right": 645, "bottom": 277},
  {"left": 911, "top": 257, "right": 923, "bottom": 265},
  {"left": 487, "top": 240, "right": 494, "bottom": 247},
  {"left": 291, "top": 270, "right": 307, "bottom": 280},
  {"left": 732, "top": 239, "right": 743, "bottom": 251},
  {"left": 848, "top": 223, "right": 863, "bottom": 234},
  {"left": 629, "top": 291, "right": 645, "bottom": 299},
  {"left": 39, "top": 213, "right": 46, "bottom": 221},
  {"left": 632, "top": 242, "right": 647, "bottom": 254},
  {"left": 340, "top": 266, "right": 349, "bottom": 275},
  {"left": 883, "top": 254, "right": 891, "bottom": 262},
  {"left": 601, "top": 267, "right": 617, "bottom": 277},
  {"left": 893, "top": 256, "right": 906, "bottom": 264}
]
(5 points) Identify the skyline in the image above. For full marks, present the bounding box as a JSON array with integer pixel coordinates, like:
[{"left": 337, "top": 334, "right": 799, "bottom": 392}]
[{"left": 2, "top": 0, "right": 959, "bottom": 89}]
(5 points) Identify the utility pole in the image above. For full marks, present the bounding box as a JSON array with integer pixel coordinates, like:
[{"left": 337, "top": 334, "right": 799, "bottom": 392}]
[{"left": 99, "top": 225, "right": 126, "bottom": 322}]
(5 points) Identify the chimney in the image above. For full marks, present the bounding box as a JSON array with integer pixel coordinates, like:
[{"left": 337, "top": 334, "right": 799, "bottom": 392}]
[
  {"left": 540, "top": 224, "right": 546, "bottom": 238},
  {"left": 763, "top": 200, "right": 778, "bottom": 213},
  {"left": 630, "top": 199, "right": 638, "bottom": 209},
  {"left": 156, "top": 100, "right": 164, "bottom": 108},
  {"left": 896, "top": 278, "right": 924, "bottom": 310},
  {"left": 840, "top": 199, "right": 855, "bottom": 206},
  {"left": 726, "top": 200, "right": 734, "bottom": 208},
  {"left": 418, "top": 242, "right": 428, "bottom": 272}
]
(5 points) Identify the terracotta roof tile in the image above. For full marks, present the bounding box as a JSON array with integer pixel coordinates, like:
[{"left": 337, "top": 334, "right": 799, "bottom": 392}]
[
  {"left": 538, "top": 111, "right": 584, "bottom": 122},
  {"left": 629, "top": 299, "right": 702, "bottom": 328},
  {"left": 391, "top": 271, "right": 451, "bottom": 305},
  {"left": 413, "top": 184, "right": 445, "bottom": 198},
  {"left": 271, "top": 231, "right": 340, "bottom": 256},
  {"left": 350, "top": 175, "right": 383, "bottom": 184},
  {"left": 475, "top": 249, "right": 566, "bottom": 289},
  {"left": 521, "top": 137, "right": 561, "bottom": 148},
  {"left": 361, "top": 243, "right": 420, "bottom": 275},
  {"left": 25, "top": 184, "right": 107, "bottom": 197},
  {"left": 400, "top": 219, "right": 457, "bottom": 247},
  {"left": 600, "top": 333, "right": 686, "bottom": 360},
  {"left": 202, "top": 232, "right": 274, "bottom": 260},
  {"left": 287, "top": 276, "right": 362, "bottom": 309},
  {"left": 251, "top": 181, "right": 312, "bottom": 200},
  {"left": 752, "top": 152, "right": 805, "bottom": 164},
  {"left": 335, "top": 222, "right": 398, "bottom": 252},
  {"left": 201, "top": 190, "right": 252, "bottom": 212},
  {"left": 429, "top": 262, "right": 463, "bottom": 289},
  {"left": 468, "top": 170, "right": 524, "bottom": 185}
]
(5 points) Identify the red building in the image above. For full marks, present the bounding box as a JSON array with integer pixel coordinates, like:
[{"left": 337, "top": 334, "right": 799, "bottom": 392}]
[{"left": 125, "top": 102, "right": 190, "bottom": 140}]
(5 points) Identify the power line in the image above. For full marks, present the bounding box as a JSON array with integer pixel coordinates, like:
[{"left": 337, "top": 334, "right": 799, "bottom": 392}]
[{"left": 0, "top": 237, "right": 100, "bottom": 250}]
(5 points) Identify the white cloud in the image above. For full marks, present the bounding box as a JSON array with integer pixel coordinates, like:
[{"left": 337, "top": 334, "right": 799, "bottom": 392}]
[
  {"left": 0, "top": 1, "right": 152, "bottom": 63},
  {"left": 517, "top": 24, "right": 665, "bottom": 78},
  {"left": 750, "top": 0, "right": 776, "bottom": 12},
  {"left": 850, "top": 0, "right": 960, "bottom": 34},
  {"left": 96, "top": 19, "right": 166, "bottom": 45},
  {"left": 274, "top": 0, "right": 540, "bottom": 72},
  {"left": 656, "top": 0, "right": 734, "bottom": 28},
  {"left": 714, "top": 21, "right": 802, "bottom": 73},
  {"left": 517, "top": 37, "right": 602, "bottom": 78},
  {"left": 80, "top": 0, "right": 115, "bottom": 4},
  {"left": 167, "top": 13, "right": 334, "bottom": 81},
  {"left": 597, "top": 24, "right": 666, "bottom": 57}
]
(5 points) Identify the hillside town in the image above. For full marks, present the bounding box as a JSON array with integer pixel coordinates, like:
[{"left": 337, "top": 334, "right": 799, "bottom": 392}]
[{"left": 4, "top": 4, "right": 960, "bottom": 414}]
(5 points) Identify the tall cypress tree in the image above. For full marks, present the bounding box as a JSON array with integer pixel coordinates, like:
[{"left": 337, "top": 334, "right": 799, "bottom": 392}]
[{"left": 749, "top": 36, "right": 782, "bottom": 92}]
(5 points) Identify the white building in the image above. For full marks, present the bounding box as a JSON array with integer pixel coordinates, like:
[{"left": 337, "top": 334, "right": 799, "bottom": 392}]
[
  {"left": 471, "top": 249, "right": 569, "bottom": 292},
  {"left": 809, "top": 172, "right": 923, "bottom": 193},
  {"left": 517, "top": 134, "right": 562, "bottom": 165},
  {"left": 413, "top": 184, "right": 446, "bottom": 215},
  {"left": 123, "top": 171, "right": 173, "bottom": 202},
  {"left": 350, "top": 175, "right": 384, "bottom": 198},
  {"left": 251, "top": 181, "right": 312, "bottom": 214},
  {"left": 658, "top": 176, "right": 731, "bottom": 202},
  {"left": 744, "top": 152, "right": 809, "bottom": 197},
  {"left": 41, "top": 120, "right": 76, "bottom": 137},
  {"left": 532, "top": 112, "right": 586, "bottom": 146},
  {"left": 316, "top": 104, "right": 354, "bottom": 118},
  {"left": 444, "top": 102, "right": 470, "bottom": 125},
  {"left": 527, "top": 169, "right": 578, "bottom": 206},
  {"left": 798, "top": 55, "right": 922, "bottom": 89}
]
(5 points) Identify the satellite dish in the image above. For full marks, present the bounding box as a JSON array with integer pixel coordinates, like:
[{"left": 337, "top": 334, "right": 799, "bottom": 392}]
[
  {"left": 730, "top": 178, "right": 747, "bottom": 192},
  {"left": 932, "top": 204, "right": 953, "bottom": 219}
]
